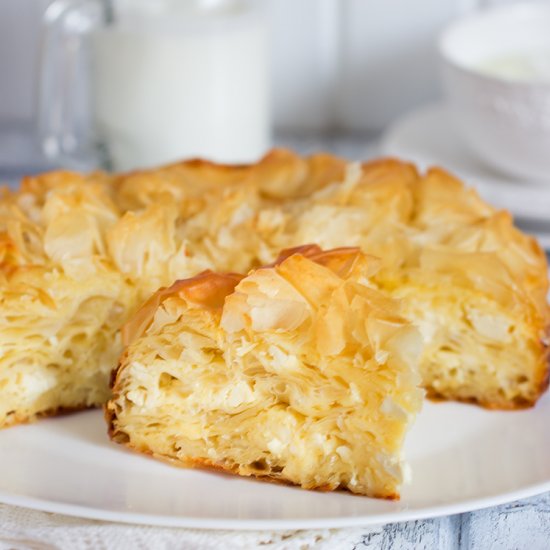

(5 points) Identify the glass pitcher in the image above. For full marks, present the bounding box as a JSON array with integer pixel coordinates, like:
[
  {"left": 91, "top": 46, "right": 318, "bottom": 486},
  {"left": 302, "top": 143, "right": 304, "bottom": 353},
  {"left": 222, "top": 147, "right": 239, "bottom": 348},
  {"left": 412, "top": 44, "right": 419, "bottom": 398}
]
[{"left": 39, "top": 0, "right": 271, "bottom": 172}]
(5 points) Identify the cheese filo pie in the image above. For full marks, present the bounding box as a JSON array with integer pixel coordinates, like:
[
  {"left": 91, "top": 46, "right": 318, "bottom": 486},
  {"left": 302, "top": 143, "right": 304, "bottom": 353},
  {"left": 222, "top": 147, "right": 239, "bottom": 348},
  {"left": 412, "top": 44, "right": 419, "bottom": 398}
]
[{"left": 106, "top": 246, "right": 424, "bottom": 499}]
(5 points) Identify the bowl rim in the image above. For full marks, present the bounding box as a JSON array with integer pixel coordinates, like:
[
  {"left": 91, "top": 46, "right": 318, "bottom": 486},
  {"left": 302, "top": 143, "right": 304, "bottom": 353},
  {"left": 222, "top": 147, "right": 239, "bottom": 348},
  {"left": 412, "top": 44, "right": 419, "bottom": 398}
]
[{"left": 438, "top": 1, "right": 550, "bottom": 89}]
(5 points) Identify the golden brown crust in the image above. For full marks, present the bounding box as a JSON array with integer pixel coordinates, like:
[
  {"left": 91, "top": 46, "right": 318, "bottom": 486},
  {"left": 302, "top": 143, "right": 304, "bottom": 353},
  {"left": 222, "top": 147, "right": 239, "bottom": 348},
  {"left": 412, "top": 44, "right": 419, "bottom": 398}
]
[
  {"left": 107, "top": 414, "right": 400, "bottom": 500},
  {"left": 104, "top": 399, "right": 120, "bottom": 441},
  {"left": 535, "top": 336, "right": 550, "bottom": 401},
  {"left": 3, "top": 403, "right": 96, "bottom": 429},
  {"left": 111, "top": 148, "right": 347, "bottom": 214},
  {"left": 121, "top": 270, "right": 244, "bottom": 346},
  {"left": 271, "top": 244, "right": 366, "bottom": 274},
  {"left": 160, "top": 455, "right": 398, "bottom": 499},
  {"left": 426, "top": 390, "right": 534, "bottom": 410},
  {"left": 121, "top": 245, "right": 375, "bottom": 349}
]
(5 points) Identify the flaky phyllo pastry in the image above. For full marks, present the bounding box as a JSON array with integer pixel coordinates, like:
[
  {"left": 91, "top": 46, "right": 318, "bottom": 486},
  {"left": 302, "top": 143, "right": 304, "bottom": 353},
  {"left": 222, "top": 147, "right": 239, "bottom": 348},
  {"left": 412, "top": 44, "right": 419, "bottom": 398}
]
[
  {"left": 107, "top": 246, "right": 423, "bottom": 498},
  {"left": 0, "top": 149, "right": 548, "bottom": 428}
]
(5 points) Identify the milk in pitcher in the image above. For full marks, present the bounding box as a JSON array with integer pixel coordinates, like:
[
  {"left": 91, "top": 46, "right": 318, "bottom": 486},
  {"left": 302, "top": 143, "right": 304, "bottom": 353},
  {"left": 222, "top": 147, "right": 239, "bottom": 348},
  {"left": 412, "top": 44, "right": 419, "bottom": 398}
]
[{"left": 90, "top": 1, "right": 270, "bottom": 171}]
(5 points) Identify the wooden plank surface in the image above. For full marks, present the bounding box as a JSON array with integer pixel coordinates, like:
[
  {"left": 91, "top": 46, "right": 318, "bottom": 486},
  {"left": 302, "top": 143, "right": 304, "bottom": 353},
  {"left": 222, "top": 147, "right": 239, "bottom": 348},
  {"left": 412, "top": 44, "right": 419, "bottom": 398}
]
[{"left": 346, "top": 493, "right": 550, "bottom": 549}]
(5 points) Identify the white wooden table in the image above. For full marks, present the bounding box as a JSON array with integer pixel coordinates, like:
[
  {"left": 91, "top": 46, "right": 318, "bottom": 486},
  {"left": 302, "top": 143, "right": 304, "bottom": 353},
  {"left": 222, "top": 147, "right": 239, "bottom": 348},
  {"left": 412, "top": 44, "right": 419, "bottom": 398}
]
[{"left": 355, "top": 493, "right": 550, "bottom": 549}]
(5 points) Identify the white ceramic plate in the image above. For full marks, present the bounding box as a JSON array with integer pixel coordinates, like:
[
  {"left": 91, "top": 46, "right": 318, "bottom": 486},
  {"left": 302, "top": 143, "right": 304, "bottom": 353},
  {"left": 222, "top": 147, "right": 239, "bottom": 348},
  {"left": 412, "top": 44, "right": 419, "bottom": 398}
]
[
  {"left": 0, "top": 391, "right": 548, "bottom": 530},
  {"left": 380, "top": 103, "right": 550, "bottom": 249}
]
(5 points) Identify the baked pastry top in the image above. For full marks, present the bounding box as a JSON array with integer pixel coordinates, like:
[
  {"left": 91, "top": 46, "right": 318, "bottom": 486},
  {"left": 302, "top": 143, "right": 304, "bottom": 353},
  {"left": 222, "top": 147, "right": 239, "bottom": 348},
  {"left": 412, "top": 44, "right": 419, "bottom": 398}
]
[
  {"left": 255, "top": 160, "right": 550, "bottom": 408},
  {"left": 0, "top": 151, "right": 350, "bottom": 427},
  {"left": 107, "top": 246, "right": 423, "bottom": 498},
  {"left": 0, "top": 149, "right": 547, "bottom": 427}
]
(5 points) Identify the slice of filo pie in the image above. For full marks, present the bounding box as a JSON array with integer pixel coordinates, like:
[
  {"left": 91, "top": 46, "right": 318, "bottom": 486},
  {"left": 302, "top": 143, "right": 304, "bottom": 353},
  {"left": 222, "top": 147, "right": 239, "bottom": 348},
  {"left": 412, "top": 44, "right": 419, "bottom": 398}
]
[{"left": 106, "top": 245, "right": 423, "bottom": 499}]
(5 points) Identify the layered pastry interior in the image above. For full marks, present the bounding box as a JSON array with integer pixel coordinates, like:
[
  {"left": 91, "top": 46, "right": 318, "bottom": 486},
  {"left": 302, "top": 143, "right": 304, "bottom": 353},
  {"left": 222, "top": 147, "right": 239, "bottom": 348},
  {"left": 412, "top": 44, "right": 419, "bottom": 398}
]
[{"left": 107, "top": 246, "right": 423, "bottom": 498}]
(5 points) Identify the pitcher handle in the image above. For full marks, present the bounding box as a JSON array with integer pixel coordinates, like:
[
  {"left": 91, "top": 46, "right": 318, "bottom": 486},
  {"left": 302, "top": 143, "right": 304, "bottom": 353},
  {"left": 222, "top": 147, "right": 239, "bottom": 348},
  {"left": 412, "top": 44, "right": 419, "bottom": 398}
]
[{"left": 37, "top": 0, "right": 107, "bottom": 170}]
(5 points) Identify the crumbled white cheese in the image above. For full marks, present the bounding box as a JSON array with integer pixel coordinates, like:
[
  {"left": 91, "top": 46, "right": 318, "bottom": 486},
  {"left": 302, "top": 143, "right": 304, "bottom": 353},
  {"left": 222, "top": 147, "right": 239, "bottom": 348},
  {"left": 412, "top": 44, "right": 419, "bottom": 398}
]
[
  {"left": 268, "top": 345, "right": 300, "bottom": 372},
  {"left": 414, "top": 310, "right": 441, "bottom": 344},
  {"left": 267, "top": 438, "right": 285, "bottom": 454},
  {"left": 349, "top": 382, "right": 363, "bottom": 404},
  {"left": 380, "top": 396, "right": 409, "bottom": 421},
  {"left": 225, "top": 381, "right": 256, "bottom": 408},
  {"left": 127, "top": 389, "right": 146, "bottom": 407},
  {"left": 20, "top": 371, "right": 57, "bottom": 400},
  {"left": 336, "top": 445, "right": 352, "bottom": 462},
  {"left": 465, "top": 308, "right": 512, "bottom": 343}
]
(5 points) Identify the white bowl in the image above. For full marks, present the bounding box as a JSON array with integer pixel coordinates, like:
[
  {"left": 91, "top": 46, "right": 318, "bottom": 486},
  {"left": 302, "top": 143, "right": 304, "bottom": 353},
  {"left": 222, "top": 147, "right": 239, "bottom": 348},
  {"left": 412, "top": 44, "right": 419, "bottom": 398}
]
[{"left": 439, "top": 2, "right": 550, "bottom": 183}]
